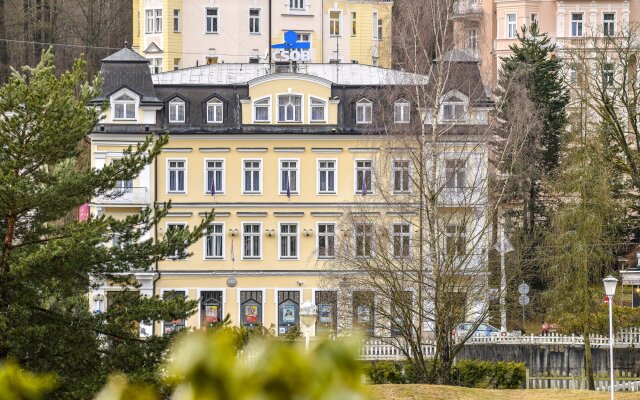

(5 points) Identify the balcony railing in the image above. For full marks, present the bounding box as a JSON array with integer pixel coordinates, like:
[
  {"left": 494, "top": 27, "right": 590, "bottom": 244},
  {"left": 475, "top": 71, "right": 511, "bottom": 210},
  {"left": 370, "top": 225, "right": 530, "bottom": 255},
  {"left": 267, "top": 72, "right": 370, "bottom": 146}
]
[
  {"left": 453, "top": 0, "right": 481, "bottom": 16},
  {"left": 95, "top": 187, "right": 149, "bottom": 205}
]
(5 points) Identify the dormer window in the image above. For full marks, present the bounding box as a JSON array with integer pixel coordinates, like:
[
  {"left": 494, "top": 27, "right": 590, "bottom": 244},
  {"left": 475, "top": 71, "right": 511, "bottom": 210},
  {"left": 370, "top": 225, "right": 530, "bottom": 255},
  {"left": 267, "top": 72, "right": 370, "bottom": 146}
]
[
  {"left": 278, "top": 95, "right": 302, "bottom": 123},
  {"left": 168, "top": 99, "right": 185, "bottom": 123},
  {"left": 207, "top": 99, "right": 223, "bottom": 123},
  {"left": 290, "top": 0, "right": 305, "bottom": 11},
  {"left": 442, "top": 96, "right": 466, "bottom": 122},
  {"left": 253, "top": 97, "right": 271, "bottom": 122},
  {"left": 356, "top": 99, "right": 372, "bottom": 124},
  {"left": 113, "top": 93, "right": 137, "bottom": 120},
  {"left": 310, "top": 97, "right": 327, "bottom": 122},
  {"left": 394, "top": 99, "right": 410, "bottom": 123}
]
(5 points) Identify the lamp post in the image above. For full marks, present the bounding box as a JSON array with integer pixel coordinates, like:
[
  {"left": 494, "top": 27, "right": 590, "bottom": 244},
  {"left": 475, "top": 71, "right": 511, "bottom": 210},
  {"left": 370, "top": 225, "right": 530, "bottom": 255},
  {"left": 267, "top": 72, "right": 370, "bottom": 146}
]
[
  {"left": 300, "top": 300, "right": 317, "bottom": 352},
  {"left": 603, "top": 275, "right": 618, "bottom": 400}
]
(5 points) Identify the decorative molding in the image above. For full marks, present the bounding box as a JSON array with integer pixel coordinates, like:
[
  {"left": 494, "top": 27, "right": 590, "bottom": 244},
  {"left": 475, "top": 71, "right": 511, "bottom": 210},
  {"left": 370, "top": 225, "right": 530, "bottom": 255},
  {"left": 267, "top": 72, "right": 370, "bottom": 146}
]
[
  {"left": 385, "top": 211, "right": 417, "bottom": 216},
  {"left": 162, "top": 148, "right": 193, "bottom": 153},
  {"left": 310, "top": 212, "right": 343, "bottom": 217},
  {"left": 311, "top": 147, "right": 343, "bottom": 153},
  {"left": 198, "top": 212, "right": 231, "bottom": 217},
  {"left": 349, "top": 147, "right": 380, "bottom": 153},
  {"left": 273, "top": 212, "right": 305, "bottom": 217},
  {"left": 273, "top": 147, "right": 305, "bottom": 153},
  {"left": 199, "top": 147, "right": 230, "bottom": 153},
  {"left": 237, "top": 147, "right": 268, "bottom": 153},
  {"left": 349, "top": 212, "right": 381, "bottom": 216},
  {"left": 167, "top": 212, "right": 193, "bottom": 217},
  {"left": 237, "top": 212, "right": 268, "bottom": 217}
]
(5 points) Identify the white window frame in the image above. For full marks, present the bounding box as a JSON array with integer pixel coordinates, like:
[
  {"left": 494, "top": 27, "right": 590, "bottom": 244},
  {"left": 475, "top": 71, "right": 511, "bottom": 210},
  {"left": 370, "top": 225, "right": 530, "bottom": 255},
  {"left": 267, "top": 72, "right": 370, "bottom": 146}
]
[
  {"left": 173, "top": 9, "right": 180, "bottom": 32},
  {"left": 204, "top": 222, "right": 225, "bottom": 260},
  {"left": 530, "top": 13, "right": 538, "bottom": 26},
  {"left": 253, "top": 95, "right": 272, "bottom": 123},
  {"left": 204, "top": 158, "right": 225, "bottom": 195},
  {"left": 392, "top": 223, "right": 411, "bottom": 258},
  {"left": 111, "top": 89, "right": 138, "bottom": 121},
  {"left": 278, "top": 222, "right": 300, "bottom": 260},
  {"left": 445, "top": 224, "right": 466, "bottom": 256},
  {"left": 441, "top": 93, "right": 468, "bottom": 122},
  {"left": 356, "top": 99, "right": 373, "bottom": 124},
  {"left": 316, "top": 222, "right": 337, "bottom": 259},
  {"left": 241, "top": 222, "right": 262, "bottom": 260},
  {"left": 309, "top": 96, "right": 327, "bottom": 123},
  {"left": 197, "top": 288, "right": 227, "bottom": 329},
  {"left": 506, "top": 13, "right": 517, "bottom": 39},
  {"left": 394, "top": 99, "right": 410, "bottom": 123},
  {"left": 603, "top": 12, "right": 615, "bottom": 37},
  {"left": 355, "top": 223, "right": 374, "bottom": 258},
  {"left": 289, "top": 0, "right": 305, "bottom": 12},
  {"left": 279, "top": 158, "right": 300, "bottom": 196},
  {"left": 206, "top": 7, "right": 219, "bottom": 33},
  {"left": 445, "top": 158, "right": 467, "bottom": 190},
  {"left": 249, "top": 8, "right": 261, "bottom": 34},
  {"left": 372, "top": 11, "right": 379, "bottom": 40},
  {"left": 277, "top": 93, "right": 304, "bottom": 123},
  {"left": 242, "top": 159, "right": 263, "bottom": 195},
  {"left": 351, "top": 11, "right": 357, "bottom": 36},
  {"left": 329, "top": 10, "right": 342, "bottom": 37},
  {"left": 145, "top": 9, "right": 162, "bottom": 34},
  {"left": 392, "top": 159, "right": 411, "bottom": 193},
  {"left": 206, "top": 98, "right": 224, "bottom": 123},
  {"left": 468, "top": 29, "right": 478, "bottom": 51},
  {"left": 354, "top": 159, "right": 374, "bottom": 194},
  {"left": 168, "top": 98, "right": 185, "bottom": 123},
  {"left": 145, "top": 9, "right": 154, "bottom": 34},
  {"left": 165, "top": 222, "right": 188, "bottom": 259},
  {"left": 603, "top": 63, "right": 615, "bottom": 87},
  {"left": 317, "top": 159, "right": 337, "bottom": 195},
  {"left": 167, "top": 159, "right": 187, "bottom": 194},
  {"left": 149, "top": 57, "right": 162, "bottom": 74},
  {"left": 571, "top": 13, "right": 583, "bottom": 37},
  {"left": 161, "top": 288, "right": 188, "bottom": 335}
]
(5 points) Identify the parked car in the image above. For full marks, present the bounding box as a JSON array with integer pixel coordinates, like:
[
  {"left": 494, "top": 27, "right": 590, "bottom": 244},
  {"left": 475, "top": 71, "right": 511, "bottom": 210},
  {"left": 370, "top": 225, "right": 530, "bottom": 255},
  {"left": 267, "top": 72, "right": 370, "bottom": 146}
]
[{"left": 453, "top": 322, "right": 500, "bottom": 338}]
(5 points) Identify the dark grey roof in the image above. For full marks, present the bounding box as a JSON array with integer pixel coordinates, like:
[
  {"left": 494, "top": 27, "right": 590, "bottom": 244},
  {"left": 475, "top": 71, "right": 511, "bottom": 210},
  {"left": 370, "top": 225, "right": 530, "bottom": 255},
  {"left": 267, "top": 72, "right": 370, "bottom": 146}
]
[
  {"left": 440, "top": 49, "right": 479, "bottom": 63},
  {"left": 103, "top": 47, "right": 149, "bottom": 63}
]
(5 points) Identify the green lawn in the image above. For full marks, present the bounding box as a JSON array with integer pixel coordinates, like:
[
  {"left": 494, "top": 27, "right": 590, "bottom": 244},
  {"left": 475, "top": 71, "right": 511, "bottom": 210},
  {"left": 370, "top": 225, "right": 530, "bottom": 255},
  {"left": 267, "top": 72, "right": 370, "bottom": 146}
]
[{"left": 369, "top": 384, "right": 640, "bottom": 400}]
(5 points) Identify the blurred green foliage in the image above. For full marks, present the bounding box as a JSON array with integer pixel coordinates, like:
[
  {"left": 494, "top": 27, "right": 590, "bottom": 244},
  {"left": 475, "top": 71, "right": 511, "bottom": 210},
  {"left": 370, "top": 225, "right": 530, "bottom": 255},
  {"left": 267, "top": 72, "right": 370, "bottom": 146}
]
[{"left": 0, "top": 360, "right": 56, "bottom": 400}]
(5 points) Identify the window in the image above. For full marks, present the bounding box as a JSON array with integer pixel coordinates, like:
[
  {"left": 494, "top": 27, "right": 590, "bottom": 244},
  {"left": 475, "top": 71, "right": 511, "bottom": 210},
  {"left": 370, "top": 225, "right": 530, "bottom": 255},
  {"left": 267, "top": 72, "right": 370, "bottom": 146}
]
[
  {"left": 530, "top": 13, "right": 538, "bottom": 26},
  {"left": 445, "top": 224, "right": 466, "bottom": 256},
  {"left": 173, "top": 9, "right": 180, "bottom": 32},
  {"left": 240, "top": 291, "right": 263, "bottom": 327},
  {"left": 173, "top": 58, "right": 180, "bottom": 71},
  {"left": 356, "top": 99, "right": 372, "bottom": 124},
  {"left": 254, "top": 97, "right": 270, "bottom": 122},
  {"left": 377, "top": 18, "right": 383, "bottom": 40},
  {"left": 445, "top": 159, "right": 466, "bottom": 189},
  {"left": 205, "top": 223, "right": 224, "bottom": 259},
  {"left": 280, "top": 160, "right": 298, "bottom": 195},
  {"left": 603, "top": 13, "right": 615, "bottom": 37},
  {"left": 468, "top": 29, "right": 478, "bottom": 51},
  {"left": 145, "top": 9, "right": 162, "bottom": 33},
  {"left": 442, "top": 96, "right": 465, "bottom": 121},
  {"left": 315, "top": 291, "right": 337, "bottom": 335},
  {"left": 163, "top": 290, "right": 186, "bottom": 334},
  {"left": 506, "top": 13, "right": 516, "bottom": 39},
  {"left": 318, "top": 160, "right": 336, "bottom": 194},
  {"left": 249, "top": 9, "right": 260, "bottom": 34},
  {"left": 116, "top": 179, "right": 133, "bottom": 193},
  {"left": 318, "top": 223, "right": 336, "bottom": 259},
  {"left": 353, "top": 291, "right": 374, "bottom": 335},
  {"left": 310, "top": 97, "right": 327, "bottom": 122},
  {"left": 243, "top": 160, "right": 261, "bottom": 193},
  {"left": 355, "top": 160, "right": 373, "bottom": 194},
  {"left": 242, "top": 223, "right": 261, "bottom": 259},
  {"left": 330, "top": 11, "right": 341, "bottom": 36},
  {"left": 355, "top": 223, "right": 373, "bottom": 257},
  {"left": 205, "top": 160, "right": 224, "bottom": 194},
  {"left": 603, "top": 63, "right": 615, "bottom": 87},
  {"left": 279, "top": 223, "right": 298, "bottom": 259},
  {"left": 166, "top": 223, "right": 187, "bottom": 259},
  {"left": 278, "top": 95, "right": 302, "bottom": 122},
  {"left": 200, "top": 290, "right": 223, "bottom": 327},
  {"left": 393, "top": 223, "right": 411, "bottom": 258},
  {"left": 206, "top": 56, "right": 219, "bottom": 65},
  {"left": 372, "top": 12, "right": 379, "bottom": 39},
  {"left": 394, "top": 99, "right": 410, "bottom": 123},
  {"left": 207, "top": 99, "right": 223, "bottom": 123},
  {"left": 393, "top": 160, "right": 410, "bottom": 192},
  {"left": 206, "top": 8, "right": 218, "bottom": 33},
  {"left": 113, "top": 93, "right": 136, "bottom": 120},
  {"left": 168, "top": 160, "right": 186, "bottom": 193},
  {"left": 571, "top": 13, "right": 583, "bottom": 37},
  {"left": 290, "top": 0, "right": 304, "bottom": 11},
  {"left": 168, "top": 99, "right": 185, "bottom": 123},
  {"left": 568, "top": 64, "right": 579, "bottom": 84},
  {"left": 351, "top": 12, "right": 357, "bottom": 35},
  {"left": 150, "top": 58, "right": 162, "bottom": 74},
  {"left": 277, "top": 291, "right": 300, "bottom": 335},
  {"left": 297, "top": 32, "right": 311, "bottom": 43}
]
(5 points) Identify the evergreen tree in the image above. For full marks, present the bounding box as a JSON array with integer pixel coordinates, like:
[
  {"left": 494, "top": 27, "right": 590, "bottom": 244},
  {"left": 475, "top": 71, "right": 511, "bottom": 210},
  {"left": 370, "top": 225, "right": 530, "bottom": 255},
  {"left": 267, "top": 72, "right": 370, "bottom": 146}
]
[{"left": 0, "top": 50, "right": 212, "bottom": 399}]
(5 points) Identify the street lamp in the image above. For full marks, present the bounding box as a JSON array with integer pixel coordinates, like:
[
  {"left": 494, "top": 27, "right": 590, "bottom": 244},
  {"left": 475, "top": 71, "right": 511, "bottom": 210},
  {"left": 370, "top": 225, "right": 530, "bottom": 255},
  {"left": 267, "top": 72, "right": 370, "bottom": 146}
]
[
  {"left": 603, "top": 275, "right": 618, "bottom": 400},
  {"left": 300, "top": 300, "right": 318, "bottom": 352}
]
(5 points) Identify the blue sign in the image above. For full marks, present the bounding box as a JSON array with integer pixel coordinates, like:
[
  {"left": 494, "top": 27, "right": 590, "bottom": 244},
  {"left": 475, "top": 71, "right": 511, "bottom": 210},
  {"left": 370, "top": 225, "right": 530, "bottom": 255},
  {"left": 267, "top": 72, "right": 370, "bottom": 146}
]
[
  {"left": 272, "top": 30, "right": 311, "bottom": 49},
  {"left": 271, "top": 31, "right": 312, "bottom": 62}
]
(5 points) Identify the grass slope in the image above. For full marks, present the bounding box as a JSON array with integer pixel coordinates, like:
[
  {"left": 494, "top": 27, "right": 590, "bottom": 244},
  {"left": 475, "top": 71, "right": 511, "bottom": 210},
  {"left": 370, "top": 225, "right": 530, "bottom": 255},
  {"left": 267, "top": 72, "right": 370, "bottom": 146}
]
[{"left": 369, "top": 384, "right": 640, "bottom": 400}]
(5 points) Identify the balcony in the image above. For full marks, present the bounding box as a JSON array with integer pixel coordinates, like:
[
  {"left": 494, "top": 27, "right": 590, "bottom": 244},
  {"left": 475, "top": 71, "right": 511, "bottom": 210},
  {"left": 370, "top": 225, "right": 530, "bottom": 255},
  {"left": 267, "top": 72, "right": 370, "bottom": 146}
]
[
  {"left": 452, "top": 0, "right": 482, "bottom": 19},
  {"left": 95, "top": 187, "right": 149, "bottom": 205}
]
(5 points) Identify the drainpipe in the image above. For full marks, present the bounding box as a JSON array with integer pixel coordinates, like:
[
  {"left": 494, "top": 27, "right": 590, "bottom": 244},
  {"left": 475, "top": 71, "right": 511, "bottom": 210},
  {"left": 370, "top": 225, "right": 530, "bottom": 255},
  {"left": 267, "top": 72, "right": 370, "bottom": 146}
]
[
  {"left": 268, "top": 0, "right": 272, "bottom": 64},
  {"left": 152, "top": 131, "right": 161, "bottom": 335},
  {"left": 321, "top": 0, "right": 324, "bottom": 62}
]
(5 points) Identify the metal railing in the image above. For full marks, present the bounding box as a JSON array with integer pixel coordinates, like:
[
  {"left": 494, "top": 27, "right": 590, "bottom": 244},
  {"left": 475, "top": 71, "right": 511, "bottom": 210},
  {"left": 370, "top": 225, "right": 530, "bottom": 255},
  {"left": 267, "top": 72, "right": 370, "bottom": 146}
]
[
  {"left": 453, "top": 0, "right": 481, "bottom": 16},
  {"left": 464, "top": 328, "right": 640, "bottom": 347},
  {"left": 95, "top": 187, "right": 149, "bottom": 204}
]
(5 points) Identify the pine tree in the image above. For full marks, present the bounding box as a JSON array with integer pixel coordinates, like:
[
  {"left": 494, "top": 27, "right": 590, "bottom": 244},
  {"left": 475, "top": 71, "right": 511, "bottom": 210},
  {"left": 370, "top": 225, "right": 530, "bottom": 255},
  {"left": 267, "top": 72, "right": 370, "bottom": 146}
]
[{"left": 0, "top": 50, "right": 212, "bottom": 399}]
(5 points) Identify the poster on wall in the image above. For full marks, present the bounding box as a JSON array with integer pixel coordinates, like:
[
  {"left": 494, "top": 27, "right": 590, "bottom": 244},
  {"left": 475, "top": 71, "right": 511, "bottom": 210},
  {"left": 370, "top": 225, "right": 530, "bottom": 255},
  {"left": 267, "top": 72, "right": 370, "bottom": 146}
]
[
  {"left": 357, "top": 306, "right": 370, "bottom": 323},
  {"left": 205, "top": 305, "right": 219, "bottom": 324},
  {"left": 282, "top": 305, "right": 296, "bottom": 323},
  {"left": 245, "top": 305, "right": 258, "bottom": 324},
  {"left": 319, "top": 304, "right": 332, "bottom": 323}
]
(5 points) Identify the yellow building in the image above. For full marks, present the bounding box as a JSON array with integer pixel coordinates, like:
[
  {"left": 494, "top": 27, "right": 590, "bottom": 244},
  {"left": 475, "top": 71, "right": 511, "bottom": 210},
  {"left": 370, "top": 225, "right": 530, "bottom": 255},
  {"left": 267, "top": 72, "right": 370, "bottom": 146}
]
[
  {"left": 89, "top": 47, "right": 493, "bottom": 337},
  {"left": 132, "top": 0, "right": 393, "bottom": 71}
]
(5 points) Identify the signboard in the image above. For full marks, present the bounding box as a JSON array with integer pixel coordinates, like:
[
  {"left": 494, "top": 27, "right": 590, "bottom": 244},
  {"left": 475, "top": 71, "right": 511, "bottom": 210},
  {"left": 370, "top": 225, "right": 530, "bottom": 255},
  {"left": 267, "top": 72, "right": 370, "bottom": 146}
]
[
  {"left": 272, "top": 31, "right": 312, "bottom": 62},
  {"left": 518, "top": 294, "right": 530, "bottom": 306},
  {"left": 518, "top": 282, "right": 530, "bottom": 295},
  {"left": 78, "top": 203, "right": 90, "bottom": 221}
]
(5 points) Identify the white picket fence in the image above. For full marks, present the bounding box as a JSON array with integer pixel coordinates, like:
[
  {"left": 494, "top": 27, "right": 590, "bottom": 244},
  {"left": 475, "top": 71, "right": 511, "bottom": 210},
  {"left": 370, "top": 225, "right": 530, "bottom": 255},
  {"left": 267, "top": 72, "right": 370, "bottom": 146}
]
[
  {"left": 526, "top": 369, "right": 640, "bottom": 391},
  {"left": 464, "top": 327, "right": 640, "bottom": 348},
  {"left": 359, "top": 338, "right": 436, "bottom": 361}
]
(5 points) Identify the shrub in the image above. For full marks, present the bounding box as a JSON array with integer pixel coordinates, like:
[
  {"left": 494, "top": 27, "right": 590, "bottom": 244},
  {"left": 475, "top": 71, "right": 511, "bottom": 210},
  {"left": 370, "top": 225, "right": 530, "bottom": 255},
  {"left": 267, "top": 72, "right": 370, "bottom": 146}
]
[
  {"left": 365, "top": 361, "right": 405, "bottom": 384},
  {"left": 452, "top": 359, "right": 526, "bottom": 389}
]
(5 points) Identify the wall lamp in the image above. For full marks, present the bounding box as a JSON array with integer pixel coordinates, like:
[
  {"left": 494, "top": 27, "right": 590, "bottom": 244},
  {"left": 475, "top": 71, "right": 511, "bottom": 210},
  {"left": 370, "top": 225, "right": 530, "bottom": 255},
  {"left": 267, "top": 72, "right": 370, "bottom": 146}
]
[
  {"left": 265, "top": 229, "right": 275, "bottom": 237},
  {"left": 228, "top": 228, "right": 239, "bottom": 237},
  {"left": 303, "top": 229, "right": 314, "bottom": 237}
]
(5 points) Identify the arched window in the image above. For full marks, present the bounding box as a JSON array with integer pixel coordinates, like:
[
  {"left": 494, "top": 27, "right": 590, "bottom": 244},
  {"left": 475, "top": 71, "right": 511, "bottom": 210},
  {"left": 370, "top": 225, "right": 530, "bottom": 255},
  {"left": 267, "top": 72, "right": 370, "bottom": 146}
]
[
  {"left": 113, "top": 93, "right": 137, "bottom": 120},
  {"left": 442, "top": 95, "right": 466, "bottom": 122},
  {"left": 168, "top": 98, "right": 185, "bottom": 123},
  {"left": 356, "top": 99, "right": 372, "bottom": 124},
  {"left": 278, "top": 94, "right": 302, "bottom": 122},
  {"left": 207, "top": 99, "right": 223, "bottom": 123},
  {"left": 394, "top": 99, "right": 410, "bottom": 123}
]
